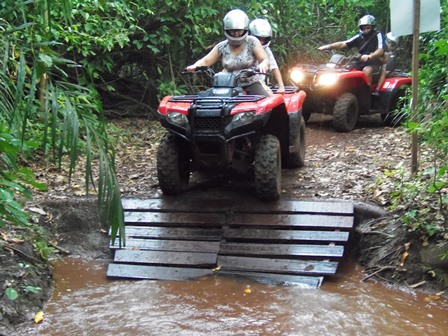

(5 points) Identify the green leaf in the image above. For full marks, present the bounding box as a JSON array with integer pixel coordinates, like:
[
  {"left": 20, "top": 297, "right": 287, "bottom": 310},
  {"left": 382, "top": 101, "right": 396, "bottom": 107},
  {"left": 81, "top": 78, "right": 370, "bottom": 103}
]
[
  {"left": 39, "top": 54, "right": 53, "bottom": 67},
  {"left": 5, "top": 288, "right": 19, "bottom": 301},
  {"left": 21, "top": 285, "right": 42, "bottom": 294}
]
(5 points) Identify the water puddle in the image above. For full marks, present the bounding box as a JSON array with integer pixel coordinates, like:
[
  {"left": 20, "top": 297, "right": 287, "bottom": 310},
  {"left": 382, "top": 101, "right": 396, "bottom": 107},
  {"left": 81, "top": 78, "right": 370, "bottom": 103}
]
[{"left": 26, "top": 258, "right": 448, "bottom": 335}]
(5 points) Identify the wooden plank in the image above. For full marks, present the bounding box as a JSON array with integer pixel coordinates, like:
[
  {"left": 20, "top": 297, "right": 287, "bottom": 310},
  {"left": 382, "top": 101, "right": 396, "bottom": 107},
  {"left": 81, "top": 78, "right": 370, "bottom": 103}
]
[
  {"left": 224, "top": 228, "right": 349, "bottom": 242},
  {"left": 234, "top": 199, "right": 354, "bottom": 215},
  {"left": 107, "top": 264, "right": 214, "bottom": 280},
  {"left": 218, "top": 270, "right": 323, "bottom": 288},
  {"left": 227, "top": 213, "right": 354, "bottom": 229},
  {"left": 121, "top": 197, "right": 235, "bottom": 212},
  {"left": 113, "top": 250, "right": 217, "bottom": 266},
  {"left": 220, "top": 243, "right": 344, "bottom": 258},
  {"left": 121, "top": 198, "right": 354, "bottom": 215},
  {"left": 124, "top": 211, "right": 226, "bottom": 226},
  {"left": 217, "top": 256, "right": 338, "bottom": 275},
  {"left": 110, "top": 238, "right": 220, "bottom": 253},
  {"left": 123, "top": 226, "right": 222, "bottom": 241}
]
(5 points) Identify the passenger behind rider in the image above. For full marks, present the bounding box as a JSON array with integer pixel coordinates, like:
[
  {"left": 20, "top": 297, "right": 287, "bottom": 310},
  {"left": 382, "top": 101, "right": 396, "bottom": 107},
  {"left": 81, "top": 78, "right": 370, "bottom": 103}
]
[
  {"left": 186, "top": 9, "right": 271, "bottom": 96},
  {"left": 373, "top": 32, "right": 400, "bottom": 96},
  {"left": 249, "top": 18, "right": 285, "bottom": 94},
  {"left": 318, "top": 14, "right": 384, "bottom": 87}
]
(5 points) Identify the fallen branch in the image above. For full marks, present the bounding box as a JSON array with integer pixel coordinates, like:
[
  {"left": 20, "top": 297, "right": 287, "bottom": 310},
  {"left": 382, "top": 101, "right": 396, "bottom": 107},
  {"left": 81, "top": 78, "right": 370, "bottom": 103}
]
[
  {"left": 4, "top": 244, "right": 42, "bottom": 264},
  {"left": 362, "top": 265, "right": 397, "bottom": 281},
  {"left": 357, "top": 230, "right": 394, "bottom": 238},
  {"left": 47, "top": 240, "right": 70, "bottom": 255}
]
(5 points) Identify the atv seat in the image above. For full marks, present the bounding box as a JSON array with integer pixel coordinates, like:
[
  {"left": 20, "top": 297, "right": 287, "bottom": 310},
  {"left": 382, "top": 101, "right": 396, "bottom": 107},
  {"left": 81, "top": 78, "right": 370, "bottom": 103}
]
[{"left": 385, "top": 54, "right": 397, "bottom": 72}]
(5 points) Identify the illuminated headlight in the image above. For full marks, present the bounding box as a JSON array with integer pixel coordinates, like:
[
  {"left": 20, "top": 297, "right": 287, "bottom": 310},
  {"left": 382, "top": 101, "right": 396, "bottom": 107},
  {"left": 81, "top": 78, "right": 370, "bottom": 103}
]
[
  {"left": 232, "top": 111, "right": 255, "bottom": 125},
  {"left": 290, "top": 68, "right": 305, "bottom": 84},
  {"left": 167, "top": 112, "right": 188, "bottom": 127},
  {"left": 316, "top": 73, "right": 338, "bottom": 86}
]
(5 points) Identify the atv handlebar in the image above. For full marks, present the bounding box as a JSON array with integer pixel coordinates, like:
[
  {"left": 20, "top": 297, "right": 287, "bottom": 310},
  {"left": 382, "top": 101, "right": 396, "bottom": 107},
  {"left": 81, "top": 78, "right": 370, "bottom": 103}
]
[{"left": 182, "top": 66, "right": 215, "bottom": 76}]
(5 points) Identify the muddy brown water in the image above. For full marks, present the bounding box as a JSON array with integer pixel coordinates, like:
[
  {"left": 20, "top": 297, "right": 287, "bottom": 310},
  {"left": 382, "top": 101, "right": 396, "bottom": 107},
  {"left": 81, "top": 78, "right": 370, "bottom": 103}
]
[
  {"left": 25, "top": 115, "right": 448, "bottom": 335},
  {"left": 27, "top": 258, "right": 447, "bottom": 335}
]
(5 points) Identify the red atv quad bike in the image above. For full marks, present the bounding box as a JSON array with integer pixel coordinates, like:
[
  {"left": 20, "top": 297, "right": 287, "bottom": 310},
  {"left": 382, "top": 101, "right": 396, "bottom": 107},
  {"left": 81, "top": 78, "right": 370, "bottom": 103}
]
[
  {"left": 289, "top": 53, "right": 412, "bottom": 132},
  {"left": 156, "top": 67, "right": 307, "bottom": 201}
]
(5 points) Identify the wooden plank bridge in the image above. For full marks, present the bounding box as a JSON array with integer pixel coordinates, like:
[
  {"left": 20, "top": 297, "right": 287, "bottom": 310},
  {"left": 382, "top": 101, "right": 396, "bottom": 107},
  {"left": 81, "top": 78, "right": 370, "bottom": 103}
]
[{"left": 107, "top": 197, "right": 355, "bottom": 288}]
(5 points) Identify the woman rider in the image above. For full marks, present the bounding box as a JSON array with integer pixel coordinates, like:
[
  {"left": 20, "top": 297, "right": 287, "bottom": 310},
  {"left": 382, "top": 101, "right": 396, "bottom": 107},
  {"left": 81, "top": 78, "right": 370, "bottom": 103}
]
[{"left": 186, "top": 9, "right": 271, "bottom": 96}]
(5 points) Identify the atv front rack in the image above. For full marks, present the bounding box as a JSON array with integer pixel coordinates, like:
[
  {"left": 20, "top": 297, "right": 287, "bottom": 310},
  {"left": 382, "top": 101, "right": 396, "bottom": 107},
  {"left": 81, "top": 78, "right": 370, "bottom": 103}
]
[{"left": 168, "top": 94, "right": 266, "bottom": 105}]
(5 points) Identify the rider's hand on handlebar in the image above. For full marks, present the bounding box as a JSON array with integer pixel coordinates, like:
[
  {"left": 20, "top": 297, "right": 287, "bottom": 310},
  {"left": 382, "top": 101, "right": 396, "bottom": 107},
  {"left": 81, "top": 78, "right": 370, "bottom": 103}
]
[
  {"left": 276, "top": 85, "right": 285, "bottom": 94},
  {"left": 318, "top": 45, "right": 330, "bottom": 51},
  {"left": 360, "top": 54, "right": 371, "bottom": 62},
  {"left": 258, "top": 62, "right": 269, "bottom": 74},
  {"left": 186, "top": 65, "right": 196, "bottom": 72}
]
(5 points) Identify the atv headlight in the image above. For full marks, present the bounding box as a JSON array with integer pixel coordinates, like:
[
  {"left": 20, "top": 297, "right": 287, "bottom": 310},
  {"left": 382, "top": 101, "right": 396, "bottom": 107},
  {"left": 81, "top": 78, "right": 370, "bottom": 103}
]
[
  {"left": 316, "top": 73, "right": 338, "bottom": 86},
  {"left": 290, "top": 68, "right": 305, "bottom": 84},
  {"left": 232, "top": 111, "right": 255, "bottom": 125},
  {"left": 167, "top": 111, "right": 188, "bottom": 127}
]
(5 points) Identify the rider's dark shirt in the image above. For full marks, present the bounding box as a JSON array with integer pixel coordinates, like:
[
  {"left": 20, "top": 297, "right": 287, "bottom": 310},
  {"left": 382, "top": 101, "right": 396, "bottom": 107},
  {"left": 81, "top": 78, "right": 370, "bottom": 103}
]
[{"left": 345, "top": 31, "right": 384, "bottom": 55}]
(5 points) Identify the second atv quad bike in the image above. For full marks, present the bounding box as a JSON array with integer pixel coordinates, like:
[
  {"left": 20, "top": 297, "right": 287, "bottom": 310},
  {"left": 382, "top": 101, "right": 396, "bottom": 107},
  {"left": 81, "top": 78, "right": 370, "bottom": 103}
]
[
  {"left": 156, "top": 67, "right": 307, "bottom": 201},
  {"left": 289, "top": 53, "right": 412, "bottom": 132}
]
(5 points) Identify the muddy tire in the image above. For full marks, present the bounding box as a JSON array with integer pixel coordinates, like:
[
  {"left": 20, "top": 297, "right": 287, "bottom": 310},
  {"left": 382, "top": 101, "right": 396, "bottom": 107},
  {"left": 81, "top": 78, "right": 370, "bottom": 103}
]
[
  {"left": 333, "top": 92, "right": 359, "bottom": 132},
  {"left": 156, "top": 132, "right": 190, "bottom": 195},
  {"left": 286, "top": 118, "right": 306, "bottom": 168},
  {"left": 254, "top": 134, "right": 281, "bottom": 202},
  {"left": 302, "top": 109, "right": 311, "bottom": 123}
]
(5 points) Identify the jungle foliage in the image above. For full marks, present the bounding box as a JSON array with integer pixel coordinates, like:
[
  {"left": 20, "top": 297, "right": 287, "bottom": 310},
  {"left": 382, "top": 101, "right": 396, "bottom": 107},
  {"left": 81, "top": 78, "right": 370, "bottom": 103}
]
[
  {"left": 0, "top": 0, "right": 446, "bottom": 246},
  {"left": 382, "top": 3, "right": 448, "bottom": 239}
]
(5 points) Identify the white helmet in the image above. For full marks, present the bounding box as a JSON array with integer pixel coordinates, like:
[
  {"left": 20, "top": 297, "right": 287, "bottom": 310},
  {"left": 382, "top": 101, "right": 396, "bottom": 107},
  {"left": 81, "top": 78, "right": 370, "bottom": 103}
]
[
  {"left": 358, "top": 14, "right": 376, "bottom": 35},
  {"left": 249, "top": 18, "right": 272, "bottom": 48},
  {"left": 385, "top": 32, "right": 399, "bottom": 51},
  {"left": 223, "top": 9, "right": 249, "bottom": 46}
]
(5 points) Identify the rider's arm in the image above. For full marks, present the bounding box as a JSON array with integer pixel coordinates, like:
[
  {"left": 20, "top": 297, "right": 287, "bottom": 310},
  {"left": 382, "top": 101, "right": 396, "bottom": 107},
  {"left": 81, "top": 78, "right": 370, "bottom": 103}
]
[
  {"left": 265, "top": 48, "right": 285, "bottom": 92},
  {"left": 366, "top": 48, "right": 385, "bottom": 60},
  {"left": 318, "top": 41, "right": 347, "bottom": 51},
  {"left": 186, "top": 47, "right": 220, "bottom": 71},
  {"left": 253, "top": 39, "right": 270, "bottom": 73},
  {"left": 272, "top": 68, "right": 285, "bottom": 93}
]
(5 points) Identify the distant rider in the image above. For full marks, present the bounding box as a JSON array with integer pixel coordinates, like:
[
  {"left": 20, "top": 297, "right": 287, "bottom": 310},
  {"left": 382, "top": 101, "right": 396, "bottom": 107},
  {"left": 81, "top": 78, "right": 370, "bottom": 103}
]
[
  {"left": 318, "top": 14, "right": 384, "bottom": 86},
  {"left": 373, "top": 32, "right": 400, "bottom": 95}
]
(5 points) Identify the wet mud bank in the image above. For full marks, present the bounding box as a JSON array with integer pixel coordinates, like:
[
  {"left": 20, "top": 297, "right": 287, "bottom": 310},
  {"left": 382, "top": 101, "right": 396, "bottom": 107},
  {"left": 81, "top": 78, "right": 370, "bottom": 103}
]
[{"left": 2, "top": 196, "right": 447, "bottom": 335}]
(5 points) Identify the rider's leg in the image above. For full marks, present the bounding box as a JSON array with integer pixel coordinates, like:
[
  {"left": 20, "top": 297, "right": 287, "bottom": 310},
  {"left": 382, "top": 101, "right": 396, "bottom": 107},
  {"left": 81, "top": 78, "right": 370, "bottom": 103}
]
[
  {"left": 363, "top": 66, "right": 373, "bottom": 85},
  {"left": 373, "top": 54, "right": 389, "bottom": 95}
]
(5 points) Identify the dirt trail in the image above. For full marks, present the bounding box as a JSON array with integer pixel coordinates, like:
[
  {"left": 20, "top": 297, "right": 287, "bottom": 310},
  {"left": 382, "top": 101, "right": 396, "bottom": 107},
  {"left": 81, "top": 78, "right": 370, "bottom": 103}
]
[{"left": 2, "top": 114, "right": 447, "bottom": 335}]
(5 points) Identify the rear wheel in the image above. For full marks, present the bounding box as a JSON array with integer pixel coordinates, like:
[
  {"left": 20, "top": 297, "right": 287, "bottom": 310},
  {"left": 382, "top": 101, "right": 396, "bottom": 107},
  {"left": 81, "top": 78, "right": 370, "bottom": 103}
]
[
  {"left": 156, "top": 133, "right": 190, "bottom": 195},
  {"left": 286, "top": 118, "right": 306, "bottom": 168},
  {"left": 382, "top": 89, "right": 409, "bottom": 127},
  {"left": 333, "top": 92, "right": 359, "bottom": 132},
  {"left": 254, "top": 135, "right": 281, "bottom": 202}
]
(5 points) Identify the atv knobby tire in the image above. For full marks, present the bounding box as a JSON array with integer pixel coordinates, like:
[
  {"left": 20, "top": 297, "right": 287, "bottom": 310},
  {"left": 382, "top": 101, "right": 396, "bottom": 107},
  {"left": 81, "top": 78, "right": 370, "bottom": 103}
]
[
  {"left": 157, "top": 132, "right": 190, "bottom": 195},
  {"left": 333, "top": 92, "right": 359, "bottom": 132},
  {"left": 254, "top": 134, "right": 281, "bottom": 202},
  {"left": 286, "top": 118, "right": 306, "bottom": 168}
]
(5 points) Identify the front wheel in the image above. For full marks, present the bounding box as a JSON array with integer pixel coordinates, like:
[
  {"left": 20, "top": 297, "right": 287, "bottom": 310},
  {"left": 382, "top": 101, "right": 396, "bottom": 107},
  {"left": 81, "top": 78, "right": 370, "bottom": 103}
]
[
  {"left": 254, "top": 135, "right": 281, "bottom": 202},
  {"left": 286, "top": 118, "right": 306, "bottom": 168},
  {"left": 333, "top": 92, "right": 359, "bottom": 132},
  {"left": 156, "top": 133, "right": 190, "bottom": 195}
]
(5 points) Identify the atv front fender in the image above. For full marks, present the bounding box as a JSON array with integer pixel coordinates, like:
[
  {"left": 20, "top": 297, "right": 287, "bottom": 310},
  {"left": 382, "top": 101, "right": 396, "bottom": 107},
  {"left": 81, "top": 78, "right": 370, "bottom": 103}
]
[{"left": 284, "top": 90, "right": 307, "bottom": 113}]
